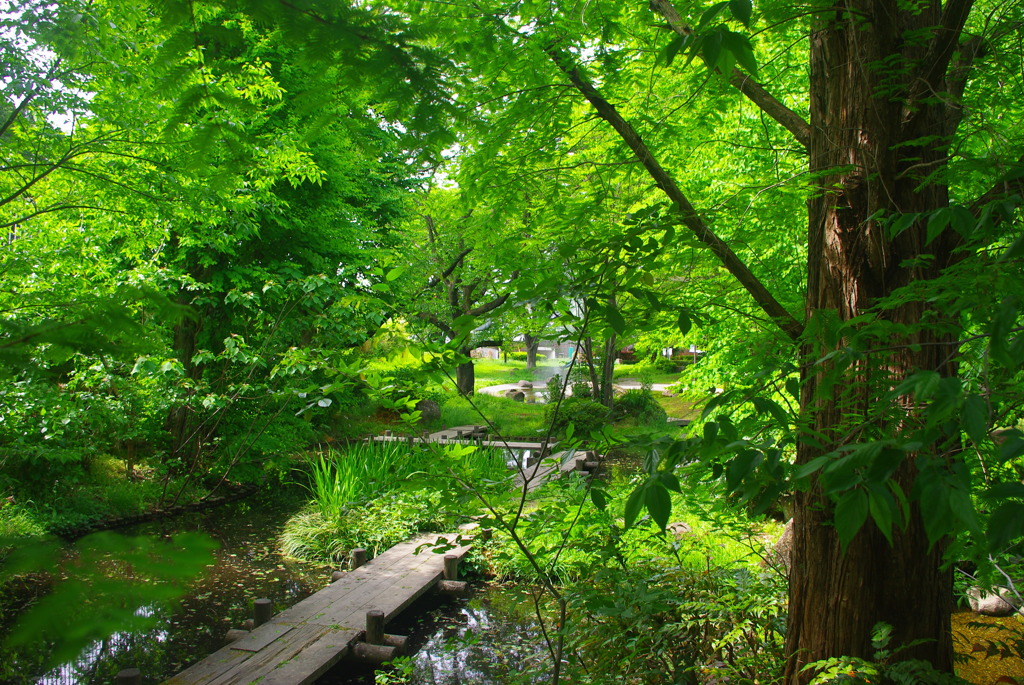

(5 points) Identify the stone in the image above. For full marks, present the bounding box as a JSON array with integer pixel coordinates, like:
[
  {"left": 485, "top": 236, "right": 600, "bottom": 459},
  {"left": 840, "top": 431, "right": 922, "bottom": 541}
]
[
  {"left": 667, "top": 521, "right": 692, "bottom": 539},
  {"left": 517, "top": 380, "right": 534, "bottom": 389},
  {"left": 508, "top": 390, "right": 526, "bottom": 402},
  {"left": 967, "top": 586, "right": 1021, "bottom": 617},
  {"left": 415, "top": 399, "right": 441, "bottom": 422}
]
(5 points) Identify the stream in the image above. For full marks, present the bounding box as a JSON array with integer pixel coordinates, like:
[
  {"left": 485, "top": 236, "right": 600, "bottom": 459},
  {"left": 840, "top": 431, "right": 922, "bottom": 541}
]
[{"left": 14, "top": 490, "right": 543, "bottom": 685}]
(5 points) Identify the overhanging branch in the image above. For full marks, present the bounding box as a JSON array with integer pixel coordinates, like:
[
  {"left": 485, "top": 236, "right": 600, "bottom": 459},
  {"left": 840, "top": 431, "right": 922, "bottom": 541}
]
[
  {"left": 546, "top": 47, "right": 804, "bottom": 340},
  {"left": 649, "top": 0, "right": 811, "bottom": 151}
]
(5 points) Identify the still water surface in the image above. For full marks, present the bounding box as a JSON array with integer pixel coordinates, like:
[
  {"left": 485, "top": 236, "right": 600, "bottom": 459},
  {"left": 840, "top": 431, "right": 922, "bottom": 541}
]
[{"left": 28, "top": 492, "right": 542, "bottom": 685}]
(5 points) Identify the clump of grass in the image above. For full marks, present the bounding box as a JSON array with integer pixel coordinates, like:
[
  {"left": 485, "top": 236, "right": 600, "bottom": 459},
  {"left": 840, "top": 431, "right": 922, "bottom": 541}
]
[
  {"left": 285, "top": 441, "right": 512, "bottom": 563},
  {"left": 303, "top": 442, "right": 435, "bottom": 522}
]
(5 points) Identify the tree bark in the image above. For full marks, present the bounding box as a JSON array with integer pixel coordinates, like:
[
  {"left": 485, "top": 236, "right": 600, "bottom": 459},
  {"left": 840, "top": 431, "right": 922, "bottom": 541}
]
[
  {"left": 456, "top": 347, "right": 475, "bottom": 396},
  {"left": 524, "top": 333, "right": 540, "bottom": 369},
  {"left": 785, "top": 2, "right": 965, "bottom": 680}
]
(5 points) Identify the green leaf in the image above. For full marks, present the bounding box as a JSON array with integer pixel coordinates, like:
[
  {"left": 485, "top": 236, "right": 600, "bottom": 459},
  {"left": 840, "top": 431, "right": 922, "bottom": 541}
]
[
  {"left": 697, "top": 1, "right": 730, "bottom": 31},
  {"left": 624, "top": 482, "right": 646, "bottom": 529},
  {"left": 664, "top": 33, "right": 689, "bottom": 66},
  {"left": 867, "top": 484, "right": 895, "bottom": 545},
  {"left": 961, "top": 394, "right": 988, "bottom": 444},
  {"left": 721, "top": 30, "right": 757, "bottom": 76},
  {"left": 752, "top": 396, "right": 789, "bottom": 428},
  {"left": 645, "top": 482, "right": 672, "bottom": 530},
  {"left": 385, "top": 266, "right": 406, "bottom": 282},
  {"left": 987, "top": 501, "right": 1024, "bottom": 552},
  {"left": 677, "top": 309, "right": 692, "bottom": 335},
  {"left": 794, "top": 455, "right": 830, "bottom": 480},
  {"left": 657, "top": 471, "right": 682, "bottom": 493},
  {"left": 835, "top": 488, "right": 869, "bottom": 551},
  {"left": 726, "top": 450, "right": 762, "bottom": 491},
  {"left": 590, "top": 487, "right": 608, "bottom": 511},
  {"left": 728, "top": 0, "right": 752, "bottom": 26},
  {"left": 605, "top": 305, "right": 626, "bottom": 335}
]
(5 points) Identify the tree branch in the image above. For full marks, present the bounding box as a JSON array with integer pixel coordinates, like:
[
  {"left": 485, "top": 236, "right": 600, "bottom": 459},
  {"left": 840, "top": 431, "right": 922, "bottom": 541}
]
[
  {"left": 426, "top": 246, "right": 473, "bottom": 289},
  {"left": 468, "top": 290, "right": 513, "bottom": 317},
  {"left": 914, "top": 0, "right": 975, "bottom": 104},
  {"left": 649, "top": 0, "right": 811, "bottom": 151},
  {"left": 943, "top": 35, "right": 983, "bottom": 138},
  {"left": 546, "top": 47, "right": 804, "bottom": 340},
  {"left": 969, "top": 153, "right": 1024, "bottom": 216}
]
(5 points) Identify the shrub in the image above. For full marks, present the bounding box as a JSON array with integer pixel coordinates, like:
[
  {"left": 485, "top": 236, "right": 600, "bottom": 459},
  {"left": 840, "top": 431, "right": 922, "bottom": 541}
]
[
  {"left": 613, "top": 389, "right": 667, "bottom": 425},
  {"left": 545, "top": 397, "right": 609, "bottom": 437},
  {"left": 508, "top": 351, "right": 529, "bottom": 361}
]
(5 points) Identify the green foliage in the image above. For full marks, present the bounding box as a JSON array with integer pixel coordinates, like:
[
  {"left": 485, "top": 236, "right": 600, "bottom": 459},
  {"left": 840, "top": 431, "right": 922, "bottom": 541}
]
[
  {"left": 280, "top": 490, "right": 450, "bottom": 562},
  {"left": 1, "top": 531, "right": 217, "bottom": 669},
  {"left": 805, "top": 622, "right": 969, "bottom": 684},
  {"left": 612, "top": 389, "right": 668, "bottom": 425},
  {"left": 545, "top": 397, "right": 610, "bottom": 439}
]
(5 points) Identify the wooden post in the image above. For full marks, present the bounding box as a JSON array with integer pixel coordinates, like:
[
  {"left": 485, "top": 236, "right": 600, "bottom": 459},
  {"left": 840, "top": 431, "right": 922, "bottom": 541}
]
[
  {"left": 384, "top": 429, "right": 392, "bottom": 437},
  {"left": 116, "top": 669, "right": 141, "bottom": 685},
  {"left": 443, "top": 554, "right": 459, "bottom": 581},
  {"left": 351, "top": 548, "right": 367, "bottom": 569},
  {"left": 366, "top": 609, "right": 385, "bottom": 645},
  {"left": 254, "top": 598, "right": 273, "bottom": 627},
  {"left": 479, "top": 528, "right": 493, "bottom": 542},
  {"left": 407, "top": 435, "right": 414, "bottom": 447},
  {"left": 575, "top": 456, "right": 587, "bottom": 471}
]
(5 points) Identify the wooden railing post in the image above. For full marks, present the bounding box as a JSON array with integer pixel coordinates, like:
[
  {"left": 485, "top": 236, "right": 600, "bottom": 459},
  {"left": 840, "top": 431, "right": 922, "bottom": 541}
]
[
  {"left": 366, "top": 609, "right": 385, "bottom": 645},
  {"left": 443, "top": 554, "right": 459, "bottom": 581},
  {"left": 254, "top": 598, "right": 272, "bottom": 627}
]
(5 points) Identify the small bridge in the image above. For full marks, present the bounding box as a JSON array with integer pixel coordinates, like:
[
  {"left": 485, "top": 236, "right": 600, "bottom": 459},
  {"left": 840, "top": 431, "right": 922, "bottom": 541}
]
[{"left": 162, "top": 534, "right": 473, "bottom": 685}]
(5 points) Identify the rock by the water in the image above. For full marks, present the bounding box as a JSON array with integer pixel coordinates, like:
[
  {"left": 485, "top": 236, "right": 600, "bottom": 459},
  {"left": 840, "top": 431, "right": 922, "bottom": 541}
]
[
  {"left": 968, "top": 586, "right": 1021, "bottom": 617},
  {"left": 517, "top": 380, "right": 534, "bottom": 389},
  {"left": 504, "top": 389, "right": 526, "bottom": 401},
  {"left": 415, "top": 399, "right": 441, "bottom": 422}
]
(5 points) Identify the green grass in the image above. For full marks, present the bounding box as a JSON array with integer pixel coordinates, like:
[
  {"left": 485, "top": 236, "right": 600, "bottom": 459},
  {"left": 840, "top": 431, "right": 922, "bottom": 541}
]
[
  {"left": 0, "top": 453, "right": 205, "bottom": 537},
  {"left": 441, "top": 394, "right": 549, "bottom": 439},
  {"left": 472, "top": 358, "right": 563, "bottom": 388},
  {"left": 654, "top": 394, "right": 702, "bottom": 419}
]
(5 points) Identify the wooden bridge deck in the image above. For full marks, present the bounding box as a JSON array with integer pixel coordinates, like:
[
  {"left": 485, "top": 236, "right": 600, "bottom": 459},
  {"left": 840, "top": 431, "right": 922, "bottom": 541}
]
[
  {"left": 163, "top": 534, "right": 471, "bottom": 685},
  {"left": 514, "top": 450, "right": 598, "bottom": 492}
]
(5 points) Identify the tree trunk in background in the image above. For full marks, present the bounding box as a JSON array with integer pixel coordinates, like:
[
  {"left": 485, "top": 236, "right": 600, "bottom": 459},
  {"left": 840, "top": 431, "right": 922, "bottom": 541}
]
[
  {"left": 524, "top": 333, "right": 540, "bottom": 369},
  {"left": 456, "top": 347, "right": 475, "bottom": 396},
  {"left": 167, "top": 291, "right": 203, "bottom": 468},
  {"left": 785, "top": 2, "right": 964, "bottom": 679},
  {"left": 599, "top": 334, "right": 617, "bottom": 408}
]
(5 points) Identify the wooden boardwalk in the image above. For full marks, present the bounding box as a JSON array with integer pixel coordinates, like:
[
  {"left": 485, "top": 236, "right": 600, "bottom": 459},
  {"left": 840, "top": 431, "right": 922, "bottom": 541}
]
[
  {"left": 163, "top": 534, "right": 471, "bottom": 685},
  {"left": 514, "top": 450, "right": 600, "bottom": 492},
  {"left": 371, "top": 425, "right": 559, "bottom": 455}
]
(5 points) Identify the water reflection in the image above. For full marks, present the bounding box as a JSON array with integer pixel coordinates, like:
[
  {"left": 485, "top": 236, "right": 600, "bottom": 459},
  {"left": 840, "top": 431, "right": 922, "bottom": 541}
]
[
  {"left": 405, "top": 585, "right": 550, "bottom": 685},
  {"left": 24, "top": 490, "right": 331, "bottom": 684}
]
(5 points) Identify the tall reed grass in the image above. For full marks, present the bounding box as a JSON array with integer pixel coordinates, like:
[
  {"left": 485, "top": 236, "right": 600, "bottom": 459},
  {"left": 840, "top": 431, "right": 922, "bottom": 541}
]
[{"left": 302, "top": 441, "right": 510, "bottom": 523}]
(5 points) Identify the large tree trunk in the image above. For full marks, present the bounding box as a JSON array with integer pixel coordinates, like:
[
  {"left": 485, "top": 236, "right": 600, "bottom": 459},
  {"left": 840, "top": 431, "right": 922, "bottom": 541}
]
[{"left": 785, "top": 2, "right": 964, "bottom": 680}]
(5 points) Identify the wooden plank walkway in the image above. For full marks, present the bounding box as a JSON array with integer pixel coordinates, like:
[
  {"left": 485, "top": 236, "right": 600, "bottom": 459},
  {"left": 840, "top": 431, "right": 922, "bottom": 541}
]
[
  {"left": 163, "top": 534, "right": 471, "bottom": 685},
  {"left": 513, "top": 450, "right": 600, "bottom": 492}
]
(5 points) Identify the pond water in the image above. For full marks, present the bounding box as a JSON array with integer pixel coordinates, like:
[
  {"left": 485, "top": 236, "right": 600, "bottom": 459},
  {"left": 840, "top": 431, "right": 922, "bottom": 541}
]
[
  {"left": 318, "top": 584, "right": 549, "bottom": 685},
  {"left": 13, "top": 491, "right": 546, "bottom": 685},
  {"left": 25, "top": 490, "right": 333, "bottom": 684}
]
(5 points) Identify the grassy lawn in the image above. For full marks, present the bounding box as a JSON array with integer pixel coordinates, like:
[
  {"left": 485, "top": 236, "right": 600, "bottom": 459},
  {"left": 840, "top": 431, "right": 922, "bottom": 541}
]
[
  {"left": 655, "top": 393, "right": 702, "bottom": 419},
  {"left": 473, "top": 358, "right": 564, "bottom": 388}
]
